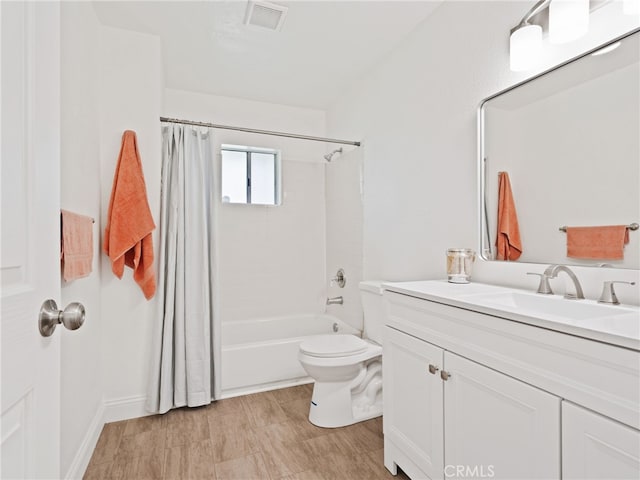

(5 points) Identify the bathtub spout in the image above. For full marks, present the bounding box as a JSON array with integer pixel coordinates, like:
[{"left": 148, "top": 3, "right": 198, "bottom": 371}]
[{"left": 326, "top": 296, "right": 343, "bottom": 305}]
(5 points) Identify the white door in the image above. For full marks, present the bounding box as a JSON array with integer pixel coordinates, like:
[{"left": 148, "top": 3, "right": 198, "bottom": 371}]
[
  {"left": 443, "top": 352, "right": 561, "bottom": 480},
  {"left": 383, "top": 326, "right": 444, "bottom": 480},
  {"left": 563, "top": 401, "right": 640, "bottom": 480},
  {"left": 1, "top": 2, "right": 61, "bottom": 478}
]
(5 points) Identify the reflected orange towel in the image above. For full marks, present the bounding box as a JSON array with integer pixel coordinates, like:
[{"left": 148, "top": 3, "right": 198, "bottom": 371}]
[
  {"left": 496, "top": 172, "right": 522, "bottom": 261},
  {"left": 104, "top": 131, "right": 156, "bottom": 299},
  {"left": 61, "top": 210, "right": 93, "bottom": 281},
  {"left": 566, "top": 225, "right": 629, "bottom": 260}
]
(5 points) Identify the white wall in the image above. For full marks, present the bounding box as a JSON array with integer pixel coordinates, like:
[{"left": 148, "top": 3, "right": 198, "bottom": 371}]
[
  {"left": 57, "top": 19, "right": 165, "bottom": 475},
  {"left": 325, "top": 147, "right": 364, "bottom": 331},
  {"left": 216, "top": 161, "right": 327, "bottom": 323},
  {"left": 59, "top": 3, "right": 104, "bottom": 477},
  {"left": 326, "top": 0, "right": 640, "bottom": 305},
  {"left": 98, "top": 26, "right": 163, "bottom": 411},
  {"left": 163, "top": 89, "right": 329, "bottom": 363}
]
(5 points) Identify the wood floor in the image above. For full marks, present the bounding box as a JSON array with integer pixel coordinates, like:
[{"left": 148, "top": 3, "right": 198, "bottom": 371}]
[{"left": 83, "top": 383, "right": 408, "bottom": 479}]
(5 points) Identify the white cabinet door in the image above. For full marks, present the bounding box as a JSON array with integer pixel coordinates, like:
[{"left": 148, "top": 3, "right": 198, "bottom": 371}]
[
  {"left": 383, "top": 326, "right": 444, "bottom": 480},
  {"left": 563, "top": 402, "right": 640, "bottom": 480},
  {"left": 444, "top": 352, "right": 561, "bottom": 480},
  {"left": 1, "top": 2, "right": 61, "bottom": 478}
]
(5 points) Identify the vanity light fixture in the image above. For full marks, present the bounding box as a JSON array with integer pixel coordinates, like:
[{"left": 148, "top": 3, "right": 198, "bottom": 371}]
[
  {"left": 510, "top": 23, "right": 543, "bottom": 71},
  {"left": 510, "top": 0, "right": 592, "bottom": 72},
  {"left": 549, "top": 0, "right": 590, "bottom": 44},
  {"left": 623, "top": 0, "right": 640, "bottom": 15}
]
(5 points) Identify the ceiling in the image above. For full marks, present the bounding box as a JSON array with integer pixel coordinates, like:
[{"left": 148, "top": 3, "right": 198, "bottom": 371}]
[{"left": 91, "top": 1, "right": 443, "bottom": 110}]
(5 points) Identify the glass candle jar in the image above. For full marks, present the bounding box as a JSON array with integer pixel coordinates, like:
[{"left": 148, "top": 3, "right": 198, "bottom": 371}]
[{"left": 446, "top": 248, "right": 476, "bottom": 284}]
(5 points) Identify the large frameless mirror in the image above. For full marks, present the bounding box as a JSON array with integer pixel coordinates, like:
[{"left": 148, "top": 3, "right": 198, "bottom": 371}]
[{"left": 479, "top": 29, "right": 639, "bottom": 269}]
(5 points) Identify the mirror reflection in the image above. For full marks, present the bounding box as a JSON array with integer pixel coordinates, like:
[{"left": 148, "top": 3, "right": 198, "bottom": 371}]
[{"left": 481, "top": 30, "right": 639, "bottom": 269}]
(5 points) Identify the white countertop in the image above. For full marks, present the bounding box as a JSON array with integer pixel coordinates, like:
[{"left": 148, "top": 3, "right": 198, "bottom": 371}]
[{"left": 382, "top": 280, "right": 640, "bottom": 351}]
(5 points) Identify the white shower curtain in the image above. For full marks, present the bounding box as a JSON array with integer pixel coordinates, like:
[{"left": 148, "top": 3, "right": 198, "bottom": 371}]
[{"left": 146, "top": 123, "right": 216, "bottom": 414}]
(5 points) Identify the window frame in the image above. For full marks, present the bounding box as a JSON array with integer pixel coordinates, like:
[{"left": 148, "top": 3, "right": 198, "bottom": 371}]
[{"left": 221, "top": 144, "right": 281, "bottom": 206}]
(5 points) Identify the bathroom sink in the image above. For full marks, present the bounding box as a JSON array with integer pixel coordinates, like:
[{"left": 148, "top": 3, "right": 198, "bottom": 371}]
[
  {"left": 457, "top": 289, "right": 640, "bottom": 347},
  {"left": 464, "top": 291, "right": 635, "bottom": 321},
  {"left": 383, "top": 280, "right": 640, "bottom": 349}
]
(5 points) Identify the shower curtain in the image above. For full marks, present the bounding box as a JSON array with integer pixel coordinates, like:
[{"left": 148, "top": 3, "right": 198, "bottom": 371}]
[{"left": 146, "top": 123, "right": 216, "bottom": 414}]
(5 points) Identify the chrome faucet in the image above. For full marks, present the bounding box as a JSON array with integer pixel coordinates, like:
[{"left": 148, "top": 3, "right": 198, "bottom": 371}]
[
  {"left": 526, "top": 272, "right": 554, "bottom": 294},
  {"left": 326, "top": 296, "right": 344, "bottom": 305},
  {"left": 543, "top": 265, "right": 585, "bottom": 300},
  {"left": 598, "top": 281, "right": 636, "bottom": 305}
]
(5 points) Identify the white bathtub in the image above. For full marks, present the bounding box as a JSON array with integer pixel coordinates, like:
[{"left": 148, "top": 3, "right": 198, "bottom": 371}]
[{"left": 221, "top": 314, "right": 359, "bottom": 395}]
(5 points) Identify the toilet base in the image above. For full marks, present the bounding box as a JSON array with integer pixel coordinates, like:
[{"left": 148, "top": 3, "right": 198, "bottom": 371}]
[{"left": 307, "top": 365, "right": 383, "bottom": 428}]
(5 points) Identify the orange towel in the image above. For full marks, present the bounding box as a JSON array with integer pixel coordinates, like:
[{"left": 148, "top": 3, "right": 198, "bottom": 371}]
[
  {"left": 61, "top": 210, "right": 93, "bottom": 281},
  {"left": 104, "top": 130, "right": 156, "bottom": 299},
  {"left": 495, "top": 172, "right": 522, "bottom": 261},
  {"left": 566, "top": 225, "right": 629, "bottom": 260}
]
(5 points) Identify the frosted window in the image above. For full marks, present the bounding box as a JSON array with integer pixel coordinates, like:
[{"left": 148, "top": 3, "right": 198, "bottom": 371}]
[
  {"left": 221, "top": 146, "right": 280, "bottom": 205},
  {"left": 250, "top": 153, "right": 276, "bottom": 205},
  {"left": 221, "top": 150, "right": 248, "bottom": 204}
]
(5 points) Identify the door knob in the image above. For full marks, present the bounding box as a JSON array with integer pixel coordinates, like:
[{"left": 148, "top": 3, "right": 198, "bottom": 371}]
[{"left": 38, "top": 299, "right": 85, "bottom": 337}]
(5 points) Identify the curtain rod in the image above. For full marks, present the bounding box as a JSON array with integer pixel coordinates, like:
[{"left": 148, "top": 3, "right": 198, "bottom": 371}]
[{"left": 159, "top": 117, "right": 361, "bottom": 147}]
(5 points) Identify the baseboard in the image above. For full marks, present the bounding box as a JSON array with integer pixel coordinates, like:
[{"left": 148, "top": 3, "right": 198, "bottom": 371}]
[
  {"left": 64, "top": 401, "right": 105, "bottom": 480},
  {"left": 102, "top": 394, "right": 152, "bottom": 424},
  {"left": 63, "top": 394, "right": 152, "bottom": 479},
  {"left": 221, "top": 377, "right": 313, "bottom": 400}
]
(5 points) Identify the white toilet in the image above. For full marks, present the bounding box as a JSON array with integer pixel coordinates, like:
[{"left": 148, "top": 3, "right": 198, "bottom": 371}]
[{"left": 298, "top": 280, "right": 385, "bottom": 428}]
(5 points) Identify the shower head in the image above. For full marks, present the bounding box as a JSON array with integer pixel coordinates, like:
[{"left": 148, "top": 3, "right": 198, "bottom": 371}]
[{"left": 324, "top": 148, "right": 343, "bottom": 162}]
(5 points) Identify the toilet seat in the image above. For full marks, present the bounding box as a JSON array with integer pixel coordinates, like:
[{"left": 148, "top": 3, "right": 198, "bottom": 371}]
[
  {"left": 299, "top": 340, "right": 382, "bottom": 368},
  {"left": 299, "top": 334, "right": 368, "bottom": 358}
]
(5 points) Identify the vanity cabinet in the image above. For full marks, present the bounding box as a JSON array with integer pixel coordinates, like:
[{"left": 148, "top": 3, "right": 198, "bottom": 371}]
[
  {"left": 383, "top": 326, "right": 560, "bottom": 480},
  {"left": 382, "top": 287, "right": 640, "bottom": 480},
  {"left": 444, "top": 352, "right": 560, "bottom": 480},
  {"left": 562, "top": 402, "right": 640, "bottom": 479},
  {"left": 384, "top": 327, "right": 444, "bottom": 479}
]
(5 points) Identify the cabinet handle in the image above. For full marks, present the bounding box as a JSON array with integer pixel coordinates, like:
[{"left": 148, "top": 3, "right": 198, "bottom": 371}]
[
  {"left": 428, "top": 364, "right": 440, "bottom": 375},
  {"left": 440, "top": 370, "right": 451, "bottom": 381}
]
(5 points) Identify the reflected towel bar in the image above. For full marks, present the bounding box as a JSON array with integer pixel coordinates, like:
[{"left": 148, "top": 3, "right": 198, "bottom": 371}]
[
  {"left": 61, "top": 212, "right": 95, "bottom": 223},
  {"left": 559, "top": 223, "right": 639, "bottom": 232}
]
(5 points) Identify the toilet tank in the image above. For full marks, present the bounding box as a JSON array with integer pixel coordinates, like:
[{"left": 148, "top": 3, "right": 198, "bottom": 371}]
[{"left": 359, "top": 280, "right": 386, "bottom": 345}]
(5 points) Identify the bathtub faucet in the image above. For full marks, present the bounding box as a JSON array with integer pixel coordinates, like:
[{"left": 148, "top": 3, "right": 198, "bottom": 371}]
[{"left": 326, "top": 296, "right": 344, "bottom": 305}]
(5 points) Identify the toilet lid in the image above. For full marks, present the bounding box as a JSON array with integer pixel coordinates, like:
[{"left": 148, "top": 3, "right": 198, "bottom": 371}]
[{"left": 300, "top": 334, "right": 368, "bottom": 358}]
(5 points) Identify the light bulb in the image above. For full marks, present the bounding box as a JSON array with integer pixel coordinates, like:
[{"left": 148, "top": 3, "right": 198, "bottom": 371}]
[
  {"left": 549, "top": 0, "right": 590, "bottom": 44},
  {"left": 623, "top": 0, "right": 640, "bottom": 15},
  {"left": 510, "top": 24, "right": 542, "bottom": 71}
]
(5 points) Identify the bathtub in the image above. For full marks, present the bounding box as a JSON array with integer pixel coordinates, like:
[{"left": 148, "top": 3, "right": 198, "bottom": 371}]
[{"left": 221, "top": 314, "right": 360, "bottom": 395}]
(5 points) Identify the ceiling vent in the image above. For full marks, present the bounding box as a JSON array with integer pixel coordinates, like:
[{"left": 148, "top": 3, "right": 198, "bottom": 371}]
[{"left": 244, "top": 1, "right": 288, "bottom": 31}]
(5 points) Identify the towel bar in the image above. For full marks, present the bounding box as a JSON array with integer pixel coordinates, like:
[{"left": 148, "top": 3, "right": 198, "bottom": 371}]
[
  {"left": 60, "top": 212, "right": 95, "bottom": 223},
  {"left": 559, "top": 223, "right": 639, "bottom": 232}
]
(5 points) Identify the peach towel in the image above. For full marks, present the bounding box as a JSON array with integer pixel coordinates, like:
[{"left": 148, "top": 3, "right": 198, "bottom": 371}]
[
  {"left": 496, "top": 172, "right": 522, "bottom": 261},
  {"left": 104, "top": 130, "right": 156, "bottom": 299},
  {"left": 61, "top": 210, "right": 93, "bottom": 281},
  {"left": 566, "top": 225, "right": 629, "bottom": 260}
]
